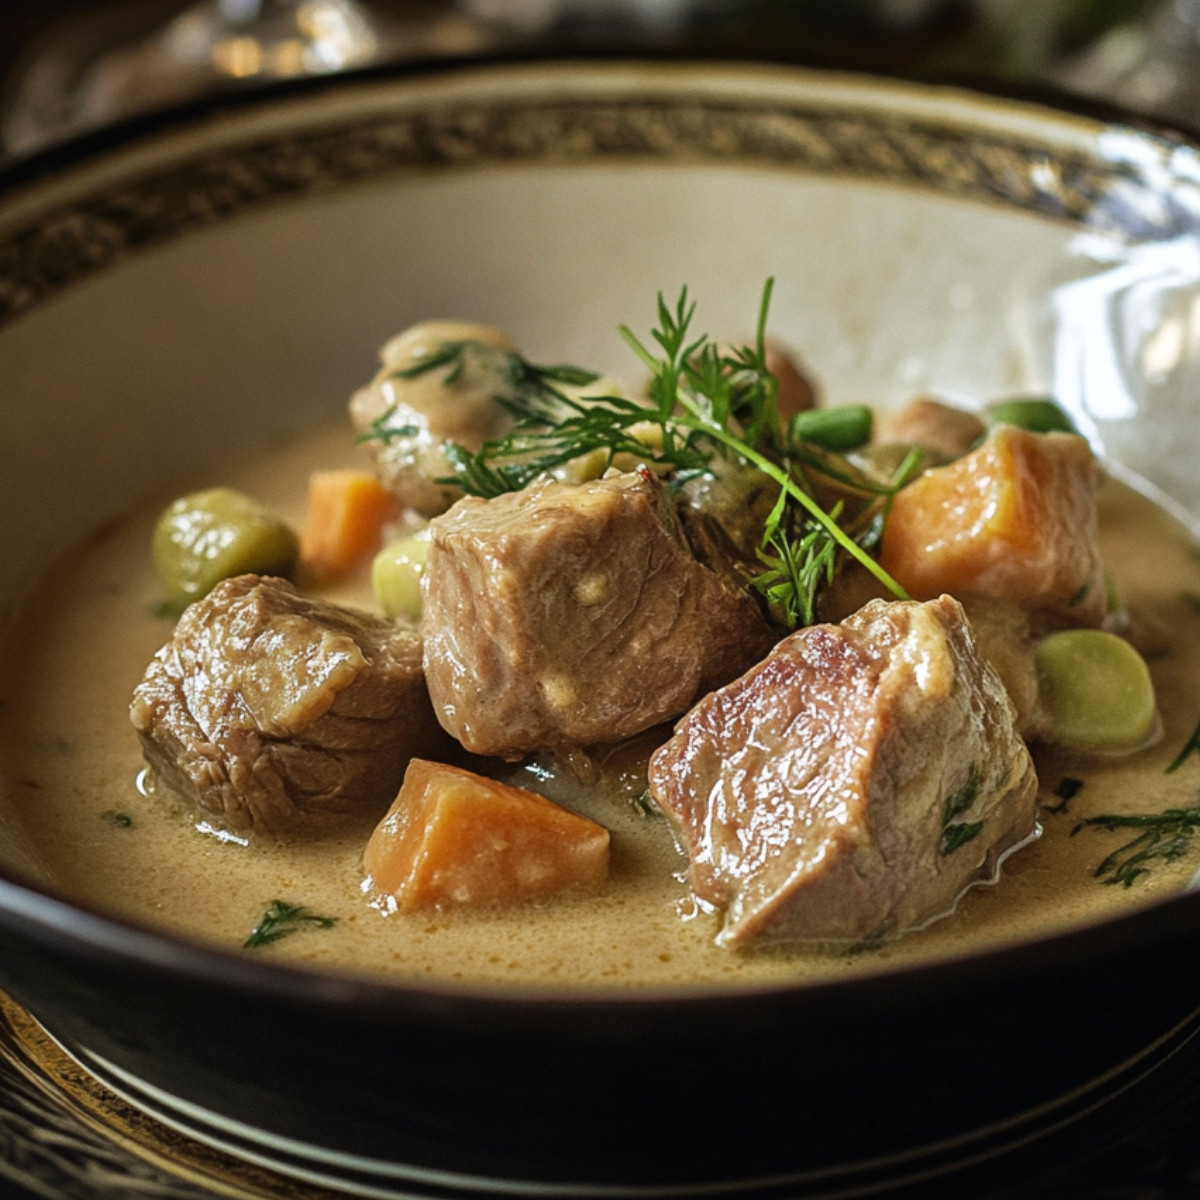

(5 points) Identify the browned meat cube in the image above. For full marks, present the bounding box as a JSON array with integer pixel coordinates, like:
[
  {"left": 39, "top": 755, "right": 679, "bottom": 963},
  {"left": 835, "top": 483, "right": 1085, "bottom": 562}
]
[
  {"left": 875, "top": 396, "right": 987, "bottom": 463},
  {"left": 130, "top": 575, "right": 449, "bottom": 837},
  {"left": 766, "top": 341, "right": 819, "bottom": 422},
  {"left": 647, "top": 596, "right": 1038, "bottom": 946},
  {"left": 349, "top": 321, "right": 519, "bottom": 518},
  {"left": 422, "top": 469, "right": 776, "bottom": 761}
]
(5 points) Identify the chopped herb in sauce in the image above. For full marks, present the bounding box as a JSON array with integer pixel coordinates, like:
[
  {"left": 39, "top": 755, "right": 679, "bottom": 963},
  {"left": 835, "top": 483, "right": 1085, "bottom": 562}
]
[
  {"left": 941, "top": 821, "right": 984, "bottom": 855},
  {"left": 243, "top": 900, "right": 337, "bottom": 949},
  {"left": 1073, "top": 806, "right": 1200, "bottom": 887},
  {"left": 940, "top": 764, "right": 984, "bottom": 855},
  {"left": 1043, "top": 776, "right": 1084, "bottom": 816},
  {"left": 1166, "top": 717, "right": 1200, "bottom": 774},
  {"left": 1075, "top": 719, "right": 1200, "bottom": 885},
  {"left": 103, "top": 810, "right": 133, "bottom": 828},
  {"left": 630, "top": 791, "right": 660, "bottom": 819}
]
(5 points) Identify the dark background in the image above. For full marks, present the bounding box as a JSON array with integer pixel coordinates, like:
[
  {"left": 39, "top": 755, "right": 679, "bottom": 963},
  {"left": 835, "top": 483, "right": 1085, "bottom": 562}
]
[{"left": 0, "top": 0, "right": 1186, "bottom": 157}]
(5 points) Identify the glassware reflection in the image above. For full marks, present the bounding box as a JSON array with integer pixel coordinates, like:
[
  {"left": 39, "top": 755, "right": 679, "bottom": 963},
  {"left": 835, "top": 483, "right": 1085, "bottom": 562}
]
[{"left": 2, "top": 0, "right": 503, "bottom": 157}]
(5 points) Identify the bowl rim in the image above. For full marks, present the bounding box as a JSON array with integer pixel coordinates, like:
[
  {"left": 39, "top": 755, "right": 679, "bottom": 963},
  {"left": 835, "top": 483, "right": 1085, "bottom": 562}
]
[
  {"left": 3, "top": 45, "right": 1200, "bottom": 186},
  {"left": 3, "top": 52, "right": 1200, "bottom": 1016}
]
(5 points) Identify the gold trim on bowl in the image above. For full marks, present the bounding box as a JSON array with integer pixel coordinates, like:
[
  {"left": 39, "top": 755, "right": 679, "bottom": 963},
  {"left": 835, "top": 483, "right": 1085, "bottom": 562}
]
[
  {"left": 1, "top": 62, "right": 1198, "bottom": 328},
  {"left": 0, "top": 989, "right": 326, "bottom": 1200}
]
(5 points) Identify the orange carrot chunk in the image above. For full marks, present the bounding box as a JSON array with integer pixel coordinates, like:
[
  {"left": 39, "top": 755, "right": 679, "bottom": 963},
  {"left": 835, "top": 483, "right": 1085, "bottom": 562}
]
[
  {"left": 363, "top": 759, "right": 610, "bottom": 913},
  {"left": 299, "top": 469, "right": 397, "bottom": 580},
  {"left": 879, "top": 425, "right": 1106, "bottom": 627}
]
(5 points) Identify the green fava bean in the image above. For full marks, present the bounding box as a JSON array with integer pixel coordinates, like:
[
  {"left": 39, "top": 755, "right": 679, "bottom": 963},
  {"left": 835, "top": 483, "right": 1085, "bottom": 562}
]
[
  {"left": 985, "top": 397, "right": 1078, "bottom": 435},
  {"left": 1034, "top": 629, "right": 1158, "bottom": 755},
  {"left": 153, "top": 487, "right": 298, "bottom": 613},
  {"left": 372, "top": 531, "right": 431, "bottom": 621}
]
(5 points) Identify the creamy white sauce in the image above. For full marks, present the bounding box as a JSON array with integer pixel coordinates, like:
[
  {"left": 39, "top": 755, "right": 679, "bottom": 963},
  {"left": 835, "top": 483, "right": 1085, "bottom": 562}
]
[{"left": 2, "top": 420, "right": 1199, "bottom": 992}]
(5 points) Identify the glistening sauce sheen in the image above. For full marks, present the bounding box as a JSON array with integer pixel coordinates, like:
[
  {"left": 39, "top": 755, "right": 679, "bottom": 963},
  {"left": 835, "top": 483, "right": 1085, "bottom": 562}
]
[{"left": 1, "top": 420, "right": 1199, "bottom": 991}]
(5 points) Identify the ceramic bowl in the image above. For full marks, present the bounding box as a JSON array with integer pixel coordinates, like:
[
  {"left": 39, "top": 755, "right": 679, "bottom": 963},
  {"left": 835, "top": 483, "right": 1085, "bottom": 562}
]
[{"left": 1, "top": 58, "right": 1200, "bottom": 1199}]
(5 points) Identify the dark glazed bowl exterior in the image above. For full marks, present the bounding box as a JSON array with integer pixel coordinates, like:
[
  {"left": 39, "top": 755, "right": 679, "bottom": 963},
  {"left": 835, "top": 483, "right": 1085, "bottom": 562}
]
[
  {"left": 2, "top": 59, "right": 1200, "bottom": 1196},
  {"left": 0, "top": 872, "right": 1199, "bottom": 1193}
]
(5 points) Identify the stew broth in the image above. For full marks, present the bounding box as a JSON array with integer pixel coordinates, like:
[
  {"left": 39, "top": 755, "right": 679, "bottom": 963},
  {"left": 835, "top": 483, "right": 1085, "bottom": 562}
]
[{"left": 2, "top": 419, "right": 1199, "bottom": 990}]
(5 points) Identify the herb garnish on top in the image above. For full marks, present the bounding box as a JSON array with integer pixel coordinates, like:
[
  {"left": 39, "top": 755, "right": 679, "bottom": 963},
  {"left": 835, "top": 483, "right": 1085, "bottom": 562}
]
[{"left": 378, "top": 280, "right": 912, "bottom": 631}]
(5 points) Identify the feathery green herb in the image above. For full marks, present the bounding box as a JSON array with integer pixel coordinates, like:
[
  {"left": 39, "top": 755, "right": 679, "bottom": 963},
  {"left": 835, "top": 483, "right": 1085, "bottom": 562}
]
[
  {"left": 1074, "top": 806, "right": 1200, "bottom": 887},
  {"left": 1166, "top": 716, "right": 1200, "bottom": 774},
  {"left": 1075, "top": 717, "right": 1200, "bottom": 885},
  {"left": 243, "top": 900, "right": 337, "bottom": 949},
  {"left": 410, "top": 281, "right": 908, "bottom": 630}
]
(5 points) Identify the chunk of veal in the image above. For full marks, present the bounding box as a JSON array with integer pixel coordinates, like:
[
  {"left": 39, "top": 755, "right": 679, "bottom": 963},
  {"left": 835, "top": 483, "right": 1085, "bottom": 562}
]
[
  {"left": 422, "top": 469, "right": 776, "bottom": 760},
  {"left": 348, "top": 321, "right": 518, "bottom": 518},
  {"left": 130, "top": 575, "right": 449, "bottom": 837},
  {"left": 879, "top": 425, "right": 1105, "bottom": 627},
  {"left": 363, "top": 759, "right": 610, "bottom": 912},
  {"left": 874, "top": 396, "right": 986, "bottom": 463},
  {"left": 647, "top": 596, "right": 1038, "bottom": 946}
]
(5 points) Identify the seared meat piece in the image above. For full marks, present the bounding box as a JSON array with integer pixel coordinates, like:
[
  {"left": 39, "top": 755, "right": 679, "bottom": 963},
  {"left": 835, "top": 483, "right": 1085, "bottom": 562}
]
[
  {"left": 959, "top": 596, "right": 1045, "bottom": 739},
  {"left": 675, "top": 457, "right": 781, "bottom": 592},
  {"left": 765, "top": 341, "right": 819, "bottom": 423},
  {"left": 648, "top": 596, "right": 1038, "bottom": 947},
  {"left": 422, "top": 469, "right": 777, "bottom": 761},
  {"left": 349, "top": 321, "right": 519, "bottom": 518},
  {"left": 876, "top": 396, "right": 987, "bottom": 463},
  {"left": 130, "top": 575, "right": 448, "bottom": 837}
]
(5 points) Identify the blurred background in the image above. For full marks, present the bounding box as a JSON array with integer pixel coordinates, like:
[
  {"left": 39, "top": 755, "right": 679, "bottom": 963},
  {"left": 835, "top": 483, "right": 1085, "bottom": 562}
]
[{"left": 0, "top": 0, "right": 1198, "bottom": 162}]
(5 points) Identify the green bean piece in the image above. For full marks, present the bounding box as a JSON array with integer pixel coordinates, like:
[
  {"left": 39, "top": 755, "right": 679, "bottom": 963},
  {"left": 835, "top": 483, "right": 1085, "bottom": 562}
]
[
  {"left": 788, "top": 405, "right": 873, "bottom": 452},
  {"left": 985, "top": 397, "right": 1078, "bottom": 435},
  {"left": 153, "top": 487, "right": 298, "bottom": 613},
  {"left": 1034, "top": 629, "right": 1158, "bottom": 755},
  {"left": 372, "top": 531, "right": 431, "bottom": 620}
]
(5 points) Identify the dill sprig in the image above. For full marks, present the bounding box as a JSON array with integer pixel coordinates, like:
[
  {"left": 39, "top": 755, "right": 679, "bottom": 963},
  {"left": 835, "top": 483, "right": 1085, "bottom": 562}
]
[
  {"left": 1074, "top": 716, "right": 1200, "bottom": 885},
  {"left": 243, "top": 900, "right": 337, "bottom": 949},
  {"left": 417, "top": 281, "right": 909, "bottom": 629},
  {"left": 753, "top": 507, "right": 842, "bottom": 629},
  {"left": 1073, "top": 806, "right": 1200, "bottom": 887},
  {"left": 1165, "top": 716, "right": 1200, "bottom": 774},
  {"left": 619, "top": 281, "right": 909, "bottom": 626},
  {"left": 400, "top": 338, "right": 709, "bottom": 497}
]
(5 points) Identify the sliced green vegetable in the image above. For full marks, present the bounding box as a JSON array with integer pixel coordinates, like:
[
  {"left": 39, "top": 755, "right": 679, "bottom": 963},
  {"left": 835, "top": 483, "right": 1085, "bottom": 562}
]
[
  {"left": 372, "top": 530, "right": 431, "bottom": 621},
  {"left": 153, "top": 487, "right": 298, "bottom": 614},
  {"left": 788, "top": 405, "right": 873, "bottom": 452},
  {"left": 985, "top": 397, "right": 1078, "bottom": 435},
  {"left": 1034, "top": 629, "right": 1158, "bottom": 754}
]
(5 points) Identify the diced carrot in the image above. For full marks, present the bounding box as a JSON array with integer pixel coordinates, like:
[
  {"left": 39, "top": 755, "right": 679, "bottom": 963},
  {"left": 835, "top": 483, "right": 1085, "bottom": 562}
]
[
  {"left": 879, "top": 425, "right": 1106, "bottom": 627},
  {"left": 363, "top": 759, "right": 610, "bottom": 913},
  {"left": 299, "top": 469, "right": 397, "bottom": 580}
]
